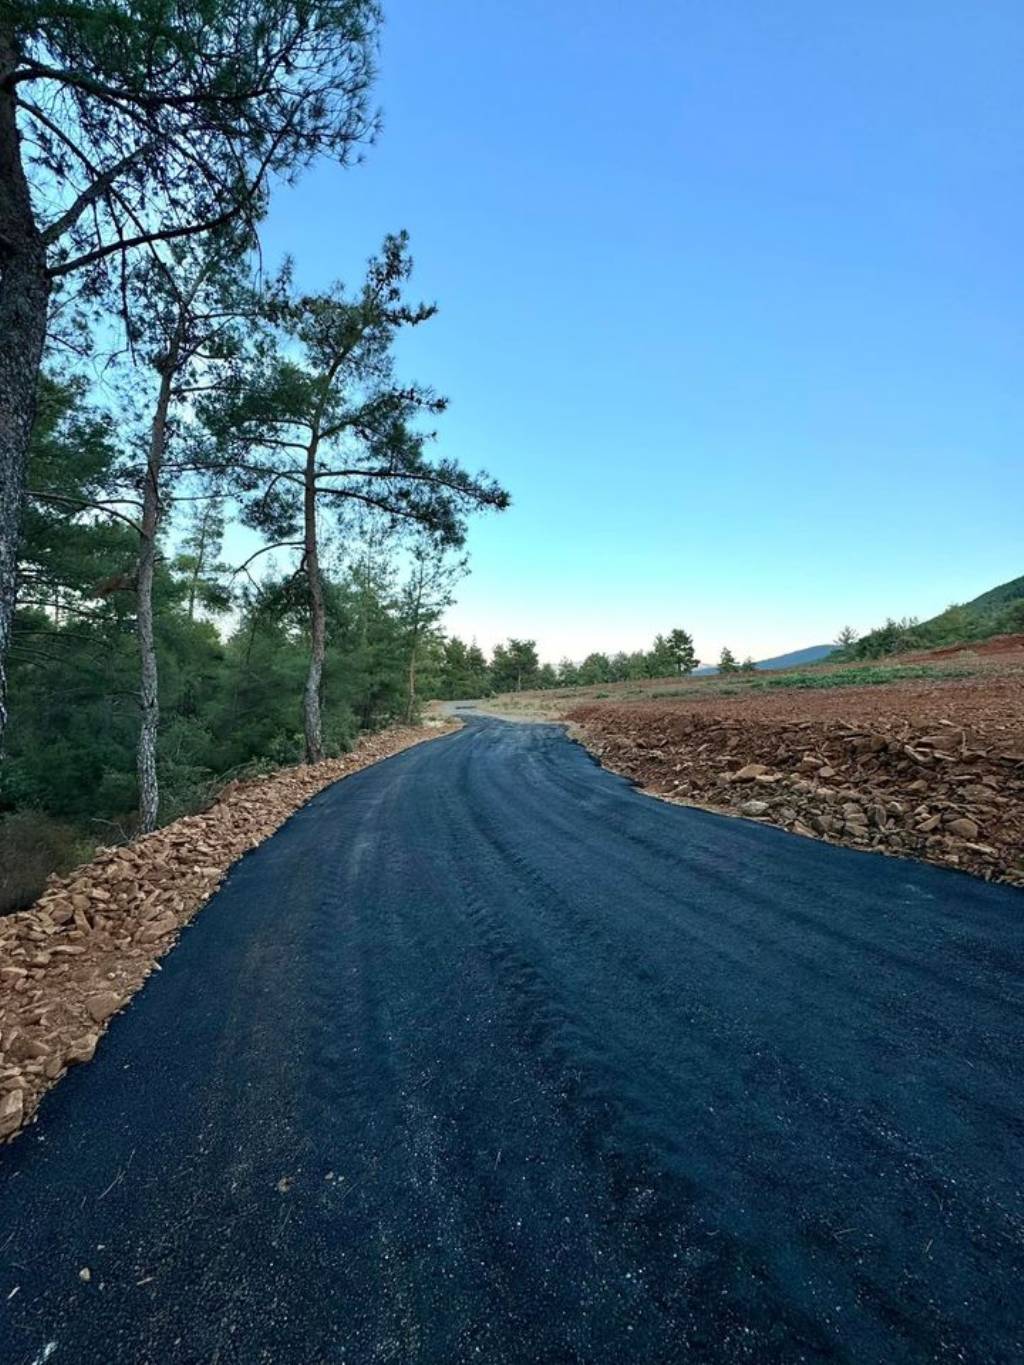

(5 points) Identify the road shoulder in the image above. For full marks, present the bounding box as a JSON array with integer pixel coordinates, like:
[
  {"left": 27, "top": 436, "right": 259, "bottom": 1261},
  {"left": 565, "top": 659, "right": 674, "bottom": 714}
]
[{"left": 0, "top": 721, "right": 458, "bottom": 1144}]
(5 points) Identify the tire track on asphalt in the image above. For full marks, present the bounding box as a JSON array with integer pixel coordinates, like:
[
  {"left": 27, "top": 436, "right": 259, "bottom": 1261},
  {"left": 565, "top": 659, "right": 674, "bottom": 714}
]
[{"left": 2, "top": 718, "right": 1023, "bottom": 1364}]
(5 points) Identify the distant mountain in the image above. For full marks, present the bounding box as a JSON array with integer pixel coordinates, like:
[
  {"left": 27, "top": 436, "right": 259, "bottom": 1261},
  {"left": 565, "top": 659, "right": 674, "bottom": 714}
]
[
  {"left": 695, "top": 643, "right": 834, "bottom": 676},
  {"left": 753, "top": 644, "right": 835, "bottom": 671}
]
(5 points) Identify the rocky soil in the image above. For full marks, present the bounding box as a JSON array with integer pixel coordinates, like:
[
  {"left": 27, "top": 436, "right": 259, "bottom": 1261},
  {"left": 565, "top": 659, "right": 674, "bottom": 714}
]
[
  {"left": 570, "top": 674, "right": 1024, "bottom": 889},
  {"left": 0, "top": 723, "right": 455, "bottom": 1143}
]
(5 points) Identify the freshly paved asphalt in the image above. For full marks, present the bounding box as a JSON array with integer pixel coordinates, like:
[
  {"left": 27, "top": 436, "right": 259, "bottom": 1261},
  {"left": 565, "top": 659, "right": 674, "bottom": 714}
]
[{"left": 2, "top": 716, "right": 1023, "bottom": 1364}]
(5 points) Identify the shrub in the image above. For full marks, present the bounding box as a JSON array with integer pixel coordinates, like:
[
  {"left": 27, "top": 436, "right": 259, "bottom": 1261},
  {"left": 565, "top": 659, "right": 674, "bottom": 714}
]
[{"left": 0, "top": 812, "right": 94, "bottom": 916}]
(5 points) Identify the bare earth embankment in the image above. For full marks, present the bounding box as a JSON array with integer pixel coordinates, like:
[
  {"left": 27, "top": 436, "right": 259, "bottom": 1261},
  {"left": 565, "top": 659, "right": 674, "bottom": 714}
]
[
  {"left": 0, "top": 722, "right": 456, "bottom": 1142},
  {"left": 570, "top": 670, "right": 1024, "bottom": 887}
]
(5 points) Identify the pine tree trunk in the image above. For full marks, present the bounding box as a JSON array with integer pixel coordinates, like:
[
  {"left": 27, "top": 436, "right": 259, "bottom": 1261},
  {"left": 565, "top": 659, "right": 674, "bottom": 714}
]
[
  {"left": 136, "top": 369, "right": 171, "bottom": 832},
  {"left": 186, "top": 503, "right": 212, "bottom": 620},
  {"left": 186, "top": 562, "right": 199, "bottom": 621},
  {"left": 0, "top": 33, "right": 51, "bottom": 755},
  {"left": 406, "top": 642, "right": 417, "bottom": 724},
  {"left": 302, "top": 444, "right": 325, "bottom": 763},
  {"left": 405, "top": 580, "right": 423, "bottom": 724}
]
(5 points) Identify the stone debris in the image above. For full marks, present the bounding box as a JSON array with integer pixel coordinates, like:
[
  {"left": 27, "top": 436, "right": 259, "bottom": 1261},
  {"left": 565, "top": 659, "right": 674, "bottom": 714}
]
[
  {"left": 0, "top": 724, "right": 455, "bottom": 1143},
  {"left": 84, "top": 993, "right": 122, "bottom": 1024},
  {"left": 570, "top": 695, "right": 1024, "bottom": 889},
  {"left": 0, "top": 1088, "right": 24, "bottom": 1138}
]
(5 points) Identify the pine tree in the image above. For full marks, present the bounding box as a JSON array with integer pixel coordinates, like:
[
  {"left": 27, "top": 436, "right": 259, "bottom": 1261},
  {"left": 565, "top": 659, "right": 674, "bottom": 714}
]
[
  {"left": 0, "top": 1, "right": 381, "bottom": 754},
  {"left": 126, "top": 235, "right": 268, "bottom": 828},
  {"left": 464, "top": 643, "right": 491, "bottom": 696},
  {"left": 578, "top": 652, "right": 612, "bottom": 685},
  {"left": 172, "top": 501, "right": 230, "bottom": 623},
  {"left": 398, "top": 543, "right": 466, "bottom": 722},
  {"left": 207, "top": 234, "right": 508, "bottom": 761},
  {"left": 490, "top": 639, "right": 539, "bottom": 693},
  {"left": 557, "top": 658, "right": 580, "bottom": 687},
  {"left": 666, "top": 627, "right": 697, "bottom": 675},
  {"left": 646, "top": 633, "right": 675, "bottom": 677}
]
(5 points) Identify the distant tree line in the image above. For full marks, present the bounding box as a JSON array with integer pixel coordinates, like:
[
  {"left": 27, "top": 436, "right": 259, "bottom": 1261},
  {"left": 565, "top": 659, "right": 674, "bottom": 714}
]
[{"left": 434, "top": 627, "right": 703, "bottom": 698}]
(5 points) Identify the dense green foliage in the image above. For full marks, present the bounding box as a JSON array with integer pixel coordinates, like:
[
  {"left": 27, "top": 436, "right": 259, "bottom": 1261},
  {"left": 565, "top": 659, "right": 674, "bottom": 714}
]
[
  {"left": 433, "top": 638, "right": 490, "bottom": 700},
  {"left": 665, "top": 628, "right": 697, "bottom": 675},
  {"left": 0, "top": 0, "right": 384, "bottom": 761},
  {"left": 835, "top": 575, "right": 1024, "bottom": 660},
  {"left": 4, "top": 394, "right": 431, "bottom": 833},
  {"left": 522, "top": 630, "right": 699, "bottom": 692},
  {"left": 1, "top": 366, "right": 500, "bottom": 908},
  {"left": 427, "top": 626, "right": 707, "bottom": 699},
  {"left": 966, "top": 575, "right": 1024, "bottom": 614}
]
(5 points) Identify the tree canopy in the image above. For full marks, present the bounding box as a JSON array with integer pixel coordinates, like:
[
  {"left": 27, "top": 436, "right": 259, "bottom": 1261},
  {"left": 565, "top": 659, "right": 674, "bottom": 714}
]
[{"left": 0, "top": 0, "right": 381, "bottom": 749}]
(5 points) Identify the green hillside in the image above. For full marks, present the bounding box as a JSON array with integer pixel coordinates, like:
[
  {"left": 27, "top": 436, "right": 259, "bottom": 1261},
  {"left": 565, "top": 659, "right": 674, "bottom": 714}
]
[
  {"left": 965, "top": 574, "right": 1024, "bottom": 614},
  {"left": 841, "top": 573, "right": 1024, "bottom": 660}
]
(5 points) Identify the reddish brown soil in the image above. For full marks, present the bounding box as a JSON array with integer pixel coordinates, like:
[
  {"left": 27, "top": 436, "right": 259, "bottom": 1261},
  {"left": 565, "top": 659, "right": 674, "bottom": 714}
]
[
  {"left": 570, "top": 674, "right": 1024, "bottom": 889},
  {"left": 903, "top": 633, "right": 1024, "bottom": 662},
  {"left": 0, "top": 724, "right": 456, "bottom": 1143}
]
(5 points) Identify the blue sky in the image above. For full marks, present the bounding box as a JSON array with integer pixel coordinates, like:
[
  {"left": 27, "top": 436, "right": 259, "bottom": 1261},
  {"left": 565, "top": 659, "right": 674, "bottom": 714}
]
[{"left": 260, "top": 0, "right": 1023, "bottom": 665}]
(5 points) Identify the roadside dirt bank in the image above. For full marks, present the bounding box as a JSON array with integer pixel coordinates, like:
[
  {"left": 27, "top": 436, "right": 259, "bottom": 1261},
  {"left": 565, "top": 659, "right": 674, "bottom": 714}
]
[
  {"left": 570, "top": 680, "right": 1024, "bottom": 889},
  {"left": 0, "top": 723, "right": 457, "bottom": 1143}
]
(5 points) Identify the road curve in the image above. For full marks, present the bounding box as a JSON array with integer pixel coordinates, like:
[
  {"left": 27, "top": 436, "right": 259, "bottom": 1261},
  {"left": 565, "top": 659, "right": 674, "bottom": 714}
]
[{"left": 2, "top": 717, "right": 1023, "bottom": 1364}]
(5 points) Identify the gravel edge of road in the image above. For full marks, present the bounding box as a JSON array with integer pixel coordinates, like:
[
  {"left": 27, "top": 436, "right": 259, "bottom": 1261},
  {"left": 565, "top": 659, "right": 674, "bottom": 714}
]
[{"left": 0, "top": 722, "right": 460, "bottom": 1144}]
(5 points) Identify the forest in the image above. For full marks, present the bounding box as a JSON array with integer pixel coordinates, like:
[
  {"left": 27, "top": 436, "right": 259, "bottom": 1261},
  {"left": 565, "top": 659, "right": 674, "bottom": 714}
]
[{"left": 1, "top": 3, "right": 513, "bottom": 906}]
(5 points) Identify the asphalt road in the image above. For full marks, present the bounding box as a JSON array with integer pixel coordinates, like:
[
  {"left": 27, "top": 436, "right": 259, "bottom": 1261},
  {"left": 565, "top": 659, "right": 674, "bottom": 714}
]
[{"left": 2, "top": 717, "right": 1023, "bottom": 1364}]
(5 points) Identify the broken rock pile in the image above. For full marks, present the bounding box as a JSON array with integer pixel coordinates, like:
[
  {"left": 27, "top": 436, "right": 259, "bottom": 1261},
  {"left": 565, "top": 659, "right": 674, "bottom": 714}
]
[
  {"left": 570, "top": 701, "right": 1024, "bottom": 888},
  {"left": 0, "top": 723, "right": 455, "bottom": 1142}
]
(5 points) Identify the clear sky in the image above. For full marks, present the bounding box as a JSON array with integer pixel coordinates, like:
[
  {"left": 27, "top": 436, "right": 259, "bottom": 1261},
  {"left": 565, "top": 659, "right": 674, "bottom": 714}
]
[{"left": 259, "top": 0, "right": 1023, "bottom": 665}]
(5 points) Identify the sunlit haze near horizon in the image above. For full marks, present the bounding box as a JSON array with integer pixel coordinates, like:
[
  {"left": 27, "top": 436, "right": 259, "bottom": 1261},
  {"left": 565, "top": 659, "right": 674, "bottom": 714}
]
[{"left": 251, "top": 0, "right": 1023, "bottom": 666}]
